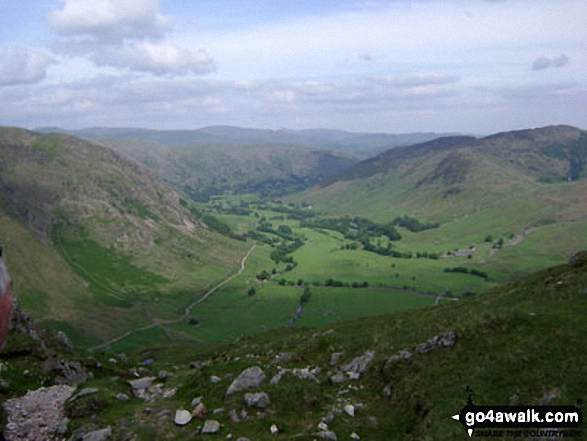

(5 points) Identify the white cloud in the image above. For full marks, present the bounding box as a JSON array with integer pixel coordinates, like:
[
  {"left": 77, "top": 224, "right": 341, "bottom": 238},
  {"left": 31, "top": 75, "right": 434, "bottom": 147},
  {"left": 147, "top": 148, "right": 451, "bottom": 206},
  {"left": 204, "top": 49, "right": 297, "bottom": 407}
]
[
  {"left": 49, "top": 0, "right": 172, "bottom": 41},
  {"left": 0, "top": 46, "right": 55, "bottom": 86},
  {"left": 96, "top": 42, "right": 216, "bottom": 75},
  {"left": 48, "top": 0, "right": 215, "bottom": 77}
]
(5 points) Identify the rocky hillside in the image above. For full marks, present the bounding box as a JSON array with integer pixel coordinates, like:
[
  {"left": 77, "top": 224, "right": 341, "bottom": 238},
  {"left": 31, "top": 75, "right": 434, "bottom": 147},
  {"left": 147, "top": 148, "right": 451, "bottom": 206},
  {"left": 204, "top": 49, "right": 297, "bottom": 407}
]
[
  {"left": 1, "top": 253, "right": 585, "bottom": 440},
  {"left": 0, "top": 127, "right": 248, "bottom": 348}
]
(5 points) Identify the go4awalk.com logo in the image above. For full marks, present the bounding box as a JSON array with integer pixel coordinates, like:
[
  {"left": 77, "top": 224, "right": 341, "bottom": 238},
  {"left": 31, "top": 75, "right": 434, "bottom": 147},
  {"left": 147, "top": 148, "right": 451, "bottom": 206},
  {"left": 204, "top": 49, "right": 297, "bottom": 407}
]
[{"left": 451, "top": 389, "right": 584, "bottom": 438}]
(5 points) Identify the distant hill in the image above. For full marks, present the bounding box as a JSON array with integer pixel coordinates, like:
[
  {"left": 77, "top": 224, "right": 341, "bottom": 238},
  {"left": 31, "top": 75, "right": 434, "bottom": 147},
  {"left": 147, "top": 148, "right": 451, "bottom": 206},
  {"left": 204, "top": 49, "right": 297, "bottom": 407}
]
[
  {"left": 0, "top": 127, "right": 248, "bottom": 347},
  {"left": 293, "top": 125, "right": 587, "bottom": 264},
  {"left": 36, "top": 125, "right": 452, "bottom": 152},
  {"left": 93, "top": 138, "right": 362, "bottom": 199}
]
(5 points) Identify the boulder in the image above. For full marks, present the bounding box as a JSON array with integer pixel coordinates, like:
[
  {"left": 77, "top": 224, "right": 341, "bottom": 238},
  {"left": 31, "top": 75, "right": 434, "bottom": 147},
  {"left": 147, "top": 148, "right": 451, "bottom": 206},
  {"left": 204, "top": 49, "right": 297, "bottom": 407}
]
[
  {"left": 226, "top": 366, "right": 266, "bottom": 396},
  {"left": 385, "top": 350, "right": 412, "bottom": 366},
  {"left": 201, "top": 419, "right": 221, "bottom": 434},
  {"left": 415, "top": 331, "right": 456, "bottom": 353},
  {"left": 82, "top": 427, "right": 112, "bottom": 441},
  {"left": 318, "top": 431, "right": 338, "bottom": 440},
  {"left": 174, "top": 410, "right": 192, "bottom": 426},
  {"left": 340, "top": 351, "right": 375, "bottom": 376},
  {"left": 344, "top": 404, "right": 355, "bottom": 417},
  {"left": 244, "top": 392, "right": 270, "bottom": 408}
]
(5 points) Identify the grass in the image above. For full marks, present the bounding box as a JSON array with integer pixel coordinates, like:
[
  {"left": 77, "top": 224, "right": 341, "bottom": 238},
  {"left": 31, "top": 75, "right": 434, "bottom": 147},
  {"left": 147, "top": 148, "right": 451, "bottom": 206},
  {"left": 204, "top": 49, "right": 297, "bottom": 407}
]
[
  {"left": 52, "top": 224, "right": 169, "bottom": 306},
  {"left": 44, "top": 254, "right": 586, "bottom": 440}
]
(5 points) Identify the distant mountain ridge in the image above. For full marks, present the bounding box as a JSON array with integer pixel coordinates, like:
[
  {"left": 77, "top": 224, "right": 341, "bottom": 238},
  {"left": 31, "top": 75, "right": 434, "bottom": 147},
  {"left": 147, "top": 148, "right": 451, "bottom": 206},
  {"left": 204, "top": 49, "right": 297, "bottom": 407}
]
[{"left": 36, "top": 125, "right": 454, "bottom": 152}]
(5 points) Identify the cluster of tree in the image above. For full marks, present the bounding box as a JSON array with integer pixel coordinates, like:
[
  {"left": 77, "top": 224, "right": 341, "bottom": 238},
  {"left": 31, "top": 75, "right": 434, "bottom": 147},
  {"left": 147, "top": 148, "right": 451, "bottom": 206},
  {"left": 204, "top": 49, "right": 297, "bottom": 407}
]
[
  {"left": 392, "top": 215, "right": 440, "bottom": 232},
  {"left": 269, "top": 239, "right": 304, "bottom": 264},
  {"left": 324, "top": 278, "right": 369, "bottom": 288},
  {"left": 301, "top": 217, "right": 401, "bottom": 242},
  {"left": 443, "top": 267, "right": 488, "bottom": 280}
]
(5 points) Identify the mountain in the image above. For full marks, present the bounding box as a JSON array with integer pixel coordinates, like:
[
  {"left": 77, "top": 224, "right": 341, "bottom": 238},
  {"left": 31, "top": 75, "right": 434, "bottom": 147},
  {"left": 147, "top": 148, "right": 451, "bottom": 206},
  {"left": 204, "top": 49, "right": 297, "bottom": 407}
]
[
  {"left": 93, "top": 138, "right": 362, "bottom": 199},
  {"left": 36, "top": 125, "right": 452, "bottom": 152},
  {"left": 293, "top": 125, "right": 587, "bottom": 275},
  {"left": 2, "top": 251, "right": 585, "bottom": 439},
  {"left": 0, "top": 127, "right": 249, "bottom": 347}
]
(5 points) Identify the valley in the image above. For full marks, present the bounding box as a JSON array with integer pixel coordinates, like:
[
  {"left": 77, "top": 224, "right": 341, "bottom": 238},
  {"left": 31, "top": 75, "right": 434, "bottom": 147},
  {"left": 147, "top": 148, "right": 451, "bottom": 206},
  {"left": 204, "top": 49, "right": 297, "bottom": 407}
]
[{"left": 1, "top": 124, "right": 586, "bottom": 439}]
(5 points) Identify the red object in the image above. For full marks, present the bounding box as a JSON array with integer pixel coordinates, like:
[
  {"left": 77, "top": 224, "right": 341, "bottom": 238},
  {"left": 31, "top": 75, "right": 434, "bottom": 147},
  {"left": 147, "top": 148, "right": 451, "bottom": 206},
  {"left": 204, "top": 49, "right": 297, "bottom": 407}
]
[{"left": 0, "top": 281, "right": 11, "bottom": 348}]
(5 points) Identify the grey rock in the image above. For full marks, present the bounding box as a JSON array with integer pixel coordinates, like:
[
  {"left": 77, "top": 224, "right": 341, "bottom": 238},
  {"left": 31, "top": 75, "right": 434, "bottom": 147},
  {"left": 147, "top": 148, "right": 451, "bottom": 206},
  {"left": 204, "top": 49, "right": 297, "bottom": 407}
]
[
  {"left": 269, "top": 368, "right": 287, "bottom": 385},
  {"left": 236, "top": 438, "right": 251, "bottom": 441},
  {"left": 330, "top": 372, "right": 346, "bottom": 384},
  {"left": 213, "top": 408, "right": 225, "bottom": 414},
  {"left": 70, "top": 388, "right": 99, "bottom": 402},
  {"left": 55, "top": 331, "right": 74, "bottom": 353},
  {"left": 191, "top": 396, "right": 203, "bottom": 406},
  {"left": 271, "top": 352, "right": 292, "bottom": 365},
  {"left": 340, "top": 351, "right": 375, "bottom": 376},
  {"left": 116, "top": 393, "right": 130, "bottom": 401},
  {"left": 201, "top": 419, "right": 221, "bottom": 434},
  {"left": 292, "top": 367, "right": 320, "bottom": 382},
  {"left": 129, "top": 377, "right": 155, "bottom": 390},
  {"left": 139, "top": 358, "right": 154, "bottom": 366},
  {"left": 416, "top": 331, "right": 456, "bottom": 354},
  {"left": 244, "top": 392, "right": 270, "bottom": 408},
  {"left": 158, "top": 370, "right": 173, "bottom": 380},
  {"left": 174, "top": 410, "right": 192, "bottom": 426},
  {"left": 226, "top": 366, "right": 266, "bottom": 396},
  {"left": 322, "top": 413, "right": 335, "bottom": 423},
  {"left": 344, "top": 404, "right": 355, "bottom": 417},
  {"left": 211, "top": 375, "right": 222, "bottom": 383},
  {"left": 383, "top": 384, "right": 392, "bottom": 397},
  {"left": 229, "top": 409, "right": 240, "bottom": 423},
  {"left": 318, "top": 431, "right": 338, "bottom": 440},
  {"left": 385, "top": 350, "right": 412, "bottom": 366},
  {"left": 329, "top": 352, "right": 343, "bottom": 366},
  {"left": 42, "top": 358, "right": 92, "bottom": 386},
  {"left": 82, "top": 427, "right": 112, "bottom": 441},
  {"left": 163, "top": 388, "right": 176, "bottom": 399}
]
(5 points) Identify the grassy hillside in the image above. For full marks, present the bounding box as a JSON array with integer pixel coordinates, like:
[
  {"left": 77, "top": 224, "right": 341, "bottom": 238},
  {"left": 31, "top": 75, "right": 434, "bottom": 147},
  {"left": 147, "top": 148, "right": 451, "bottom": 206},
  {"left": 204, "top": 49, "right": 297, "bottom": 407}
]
[
  {"left": 3, "top": 252, "right": 584, "bottom": 440},
  {"left": 293, "top": 126, "right": 587, "bottom": 279},
  {"left": 0, "top": 127, "right": 249, "bottom": 347}
]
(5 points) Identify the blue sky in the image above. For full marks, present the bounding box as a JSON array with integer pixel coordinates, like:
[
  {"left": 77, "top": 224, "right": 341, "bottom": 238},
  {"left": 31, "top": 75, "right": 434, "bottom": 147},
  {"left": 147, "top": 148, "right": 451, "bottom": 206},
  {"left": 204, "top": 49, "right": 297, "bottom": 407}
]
[{"left": 0, "top": 0, "right": 585, "bottom": 134}]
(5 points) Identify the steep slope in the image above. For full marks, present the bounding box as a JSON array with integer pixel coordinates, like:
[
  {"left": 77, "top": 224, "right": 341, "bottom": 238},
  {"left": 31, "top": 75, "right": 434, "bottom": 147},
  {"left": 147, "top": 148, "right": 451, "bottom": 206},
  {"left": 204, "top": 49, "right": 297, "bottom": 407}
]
[
  {"left": 0, "top": 127, "right": 249, "bottom": 347},
  {"left": 297, "top": 125, "right": 587, "bottom": 224}
]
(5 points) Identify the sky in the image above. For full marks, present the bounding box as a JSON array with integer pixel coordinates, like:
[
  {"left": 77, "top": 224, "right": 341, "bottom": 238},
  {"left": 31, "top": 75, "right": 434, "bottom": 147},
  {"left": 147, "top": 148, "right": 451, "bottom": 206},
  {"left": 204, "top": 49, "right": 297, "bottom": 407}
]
[{"left": 0, "top": 0, "right": 585, "bottom": 134}]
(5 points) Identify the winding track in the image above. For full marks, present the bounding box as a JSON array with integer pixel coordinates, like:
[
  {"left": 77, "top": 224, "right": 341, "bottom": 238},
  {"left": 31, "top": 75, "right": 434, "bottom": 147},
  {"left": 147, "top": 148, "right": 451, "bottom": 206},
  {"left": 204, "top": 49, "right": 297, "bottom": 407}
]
[{"left": 89, "top": 244, "right": 256, "bottom": 352}]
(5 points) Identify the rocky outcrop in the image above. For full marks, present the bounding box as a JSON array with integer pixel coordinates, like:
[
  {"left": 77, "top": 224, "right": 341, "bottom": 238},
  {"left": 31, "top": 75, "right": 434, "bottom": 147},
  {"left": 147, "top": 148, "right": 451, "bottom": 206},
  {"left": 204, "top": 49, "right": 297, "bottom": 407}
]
[
  {"left": 3, "top": 385, "right": 75, "bottom": 441},
  {"left": 244, "top": 392, "right": 270, "bottom": 408},
  {"left": 42, "top": 357, "right": 93, "bottom": 386},
  {"left": 226, "top": 366, "right": 266, "bottom": 396}
]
